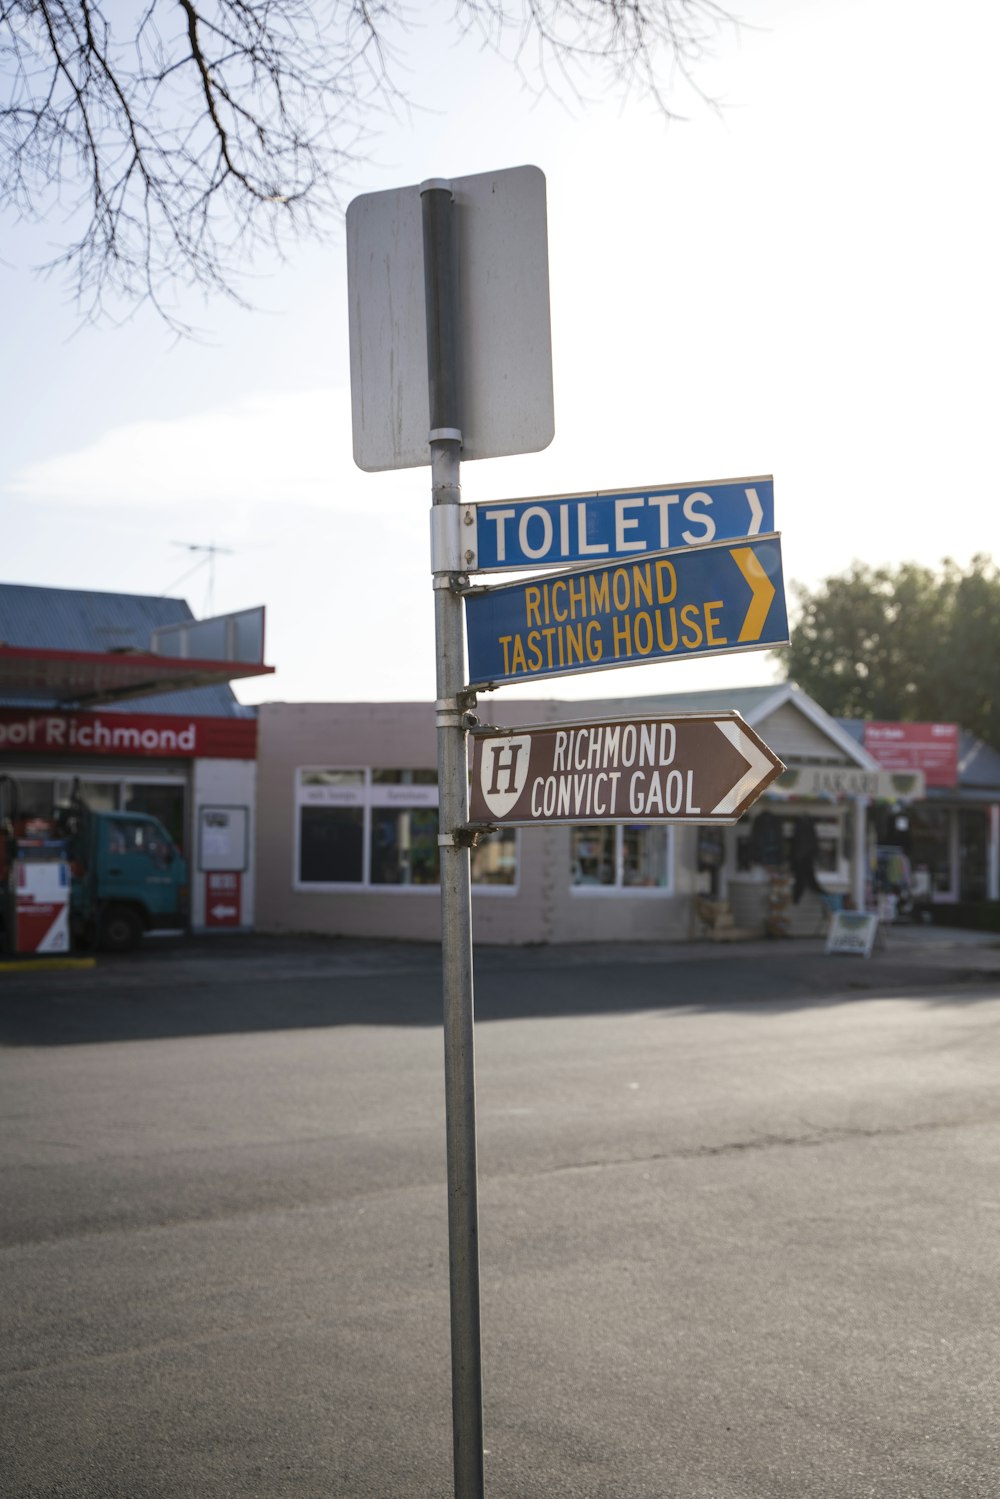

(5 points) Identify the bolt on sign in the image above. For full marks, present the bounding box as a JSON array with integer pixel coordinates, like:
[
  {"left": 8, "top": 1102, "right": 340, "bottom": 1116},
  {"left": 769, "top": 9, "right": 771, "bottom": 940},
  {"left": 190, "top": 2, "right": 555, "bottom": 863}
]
[
  {"left": 463, "top": 534, "right": 788, "bottom": 689},
  {"left": 467, "top": 713, "right": 785, "bottom": 828}
]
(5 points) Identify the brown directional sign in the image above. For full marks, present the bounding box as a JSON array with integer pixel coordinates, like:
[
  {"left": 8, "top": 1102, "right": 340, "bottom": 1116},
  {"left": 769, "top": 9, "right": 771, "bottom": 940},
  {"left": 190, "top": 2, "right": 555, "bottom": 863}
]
[{"left": 467, "top": 712, "right": 784, "bottom": 828}]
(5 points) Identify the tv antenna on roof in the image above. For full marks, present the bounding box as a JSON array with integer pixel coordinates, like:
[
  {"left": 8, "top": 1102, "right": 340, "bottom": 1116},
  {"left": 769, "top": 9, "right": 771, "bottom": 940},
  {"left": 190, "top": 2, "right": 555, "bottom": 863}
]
[{"left": 164, "top": 541, "right": 235, "bottom": 616}]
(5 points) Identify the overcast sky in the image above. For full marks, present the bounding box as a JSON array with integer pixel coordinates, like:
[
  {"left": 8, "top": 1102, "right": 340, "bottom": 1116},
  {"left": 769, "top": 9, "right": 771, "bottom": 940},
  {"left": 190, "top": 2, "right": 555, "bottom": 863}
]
[{"left": 2, "top": 0, "right": 996, "bottom": 708}]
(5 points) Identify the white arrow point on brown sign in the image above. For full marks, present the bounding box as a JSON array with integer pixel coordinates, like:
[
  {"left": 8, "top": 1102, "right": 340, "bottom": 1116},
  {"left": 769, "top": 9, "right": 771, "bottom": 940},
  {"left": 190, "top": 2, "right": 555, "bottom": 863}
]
[{"left": 711, "top": 720, "right": 777, "bottom": 815}]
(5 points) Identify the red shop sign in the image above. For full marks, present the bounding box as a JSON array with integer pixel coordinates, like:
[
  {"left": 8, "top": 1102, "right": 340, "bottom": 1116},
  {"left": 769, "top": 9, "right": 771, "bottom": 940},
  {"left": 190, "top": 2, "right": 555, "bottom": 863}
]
[
  {"left": 863, "top": 722, "right": 958, "bottom": 788},
  {"left": 0, "top": 709, "right": 257, "bottom": 761}
]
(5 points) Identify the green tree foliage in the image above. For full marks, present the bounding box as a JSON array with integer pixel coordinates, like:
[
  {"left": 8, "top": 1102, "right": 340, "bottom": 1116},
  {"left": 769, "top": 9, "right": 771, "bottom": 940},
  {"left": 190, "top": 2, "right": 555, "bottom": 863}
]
[{"left": 780, "top": 555, "right": 1000, "bottom": 748}]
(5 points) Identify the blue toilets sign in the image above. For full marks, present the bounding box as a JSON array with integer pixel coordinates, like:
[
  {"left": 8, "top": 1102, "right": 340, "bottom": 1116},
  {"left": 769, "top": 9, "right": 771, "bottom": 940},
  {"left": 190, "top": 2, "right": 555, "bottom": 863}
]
[
  {"left": 464, "top": 534, "right": 788, "bottom": 689},
  {"left": 464, "top": 475, "right": 774, "bottom": 573}
]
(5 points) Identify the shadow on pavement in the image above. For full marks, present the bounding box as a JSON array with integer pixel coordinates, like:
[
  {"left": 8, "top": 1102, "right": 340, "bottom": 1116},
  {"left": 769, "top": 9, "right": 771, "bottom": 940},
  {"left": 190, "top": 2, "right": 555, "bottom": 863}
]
[{"left": 1, "top": 931, "right": 997, "bottom": 1048}]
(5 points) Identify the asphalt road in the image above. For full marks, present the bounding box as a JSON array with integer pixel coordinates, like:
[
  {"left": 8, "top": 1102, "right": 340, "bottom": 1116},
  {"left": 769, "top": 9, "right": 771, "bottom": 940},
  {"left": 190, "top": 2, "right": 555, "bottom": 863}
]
[{"left": 2, "top": 937, "right": 999, "bottom": 1498}]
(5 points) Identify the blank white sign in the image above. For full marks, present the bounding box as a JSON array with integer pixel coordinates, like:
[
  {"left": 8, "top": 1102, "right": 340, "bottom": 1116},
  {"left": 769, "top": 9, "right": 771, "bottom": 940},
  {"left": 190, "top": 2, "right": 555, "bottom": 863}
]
[{"left": 346, "top": 164, "right": 555, "bottom": 472}]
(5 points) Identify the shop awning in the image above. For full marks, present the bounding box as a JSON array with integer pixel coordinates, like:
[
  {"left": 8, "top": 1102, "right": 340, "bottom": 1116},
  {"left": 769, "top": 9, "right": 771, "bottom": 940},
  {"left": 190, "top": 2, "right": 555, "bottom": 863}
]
[
  {"left": 0, "top": 643, "right": 275, "bottom": 708},
  {"left": 765, "top": 764, "right": 926, "bottom": 802}
]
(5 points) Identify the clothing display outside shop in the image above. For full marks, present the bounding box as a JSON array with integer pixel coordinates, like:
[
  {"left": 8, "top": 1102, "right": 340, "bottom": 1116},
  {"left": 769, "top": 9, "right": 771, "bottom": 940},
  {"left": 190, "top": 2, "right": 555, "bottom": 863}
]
[{"left": 791, "top": 817, "right": 824, "bottom": 903}]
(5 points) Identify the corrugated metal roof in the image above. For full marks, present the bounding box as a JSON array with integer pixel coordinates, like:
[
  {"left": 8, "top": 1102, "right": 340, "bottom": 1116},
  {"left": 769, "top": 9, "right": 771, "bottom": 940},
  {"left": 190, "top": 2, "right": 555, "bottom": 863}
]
[
  {"left": 0, "top": 582, "right": 192, "bottom": 651},
  {"left": 960, "top": 735, "right": 1000, "bottom": 787},
  {"left": 1, "top": 684, "right": 250, "bottom": 715},
  {"left": 0, "top": 583, "right": 245, "bottom": 717}
]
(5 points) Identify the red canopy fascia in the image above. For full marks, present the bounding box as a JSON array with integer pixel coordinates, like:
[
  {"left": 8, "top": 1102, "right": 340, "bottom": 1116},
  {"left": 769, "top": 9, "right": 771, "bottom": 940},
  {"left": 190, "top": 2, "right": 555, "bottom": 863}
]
[{"left": 0, "top": 643, "right": 274, "bottom": 707}]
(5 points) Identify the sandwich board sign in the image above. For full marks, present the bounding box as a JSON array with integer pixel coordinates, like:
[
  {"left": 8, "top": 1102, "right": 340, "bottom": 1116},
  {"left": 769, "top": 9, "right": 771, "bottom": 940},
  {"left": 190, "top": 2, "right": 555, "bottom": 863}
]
[
  {"left": 826, "top": 911, "right": 881, "bottom": 958},
  {"left": 468, "top": 713, "right": 784, "bottom": 828}
]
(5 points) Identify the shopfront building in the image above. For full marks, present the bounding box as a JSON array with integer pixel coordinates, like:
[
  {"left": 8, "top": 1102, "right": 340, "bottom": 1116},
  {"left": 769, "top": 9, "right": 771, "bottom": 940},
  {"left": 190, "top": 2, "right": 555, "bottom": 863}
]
[
  {"left": 256, "top": 684, "right": 931, "bottom": 944},
  {"left": 0, "top": 584, "right": 271, "bottom": 934},
  {"left": 839, "top": 720, "right": 1000, "bottom": 910}
]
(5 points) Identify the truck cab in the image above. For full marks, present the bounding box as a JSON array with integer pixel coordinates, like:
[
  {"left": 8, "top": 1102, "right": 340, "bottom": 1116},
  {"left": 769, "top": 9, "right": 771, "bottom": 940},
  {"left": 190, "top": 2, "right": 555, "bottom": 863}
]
[
  {"left": 67, "top": 809, "right": 188, "bottom": 951},
  {"left": 2, "top": 778, "right": 189, "bottom": 955}
]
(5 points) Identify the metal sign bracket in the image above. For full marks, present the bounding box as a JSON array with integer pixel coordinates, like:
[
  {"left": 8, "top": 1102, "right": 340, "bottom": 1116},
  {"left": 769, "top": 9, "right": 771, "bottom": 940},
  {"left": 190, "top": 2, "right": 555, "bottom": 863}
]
[
  {"left": 430, "top": 504, "right": 465, "bottom": 575},
  {"left": 435, "top": 693, "right": 478, "bottom": 730},
  {"left": 439, "top": 826, "right": 492, "bottom": 849}
]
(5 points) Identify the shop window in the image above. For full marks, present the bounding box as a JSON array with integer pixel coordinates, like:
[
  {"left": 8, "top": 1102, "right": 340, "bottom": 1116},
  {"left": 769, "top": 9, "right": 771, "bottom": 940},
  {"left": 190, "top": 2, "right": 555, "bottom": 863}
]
[
  {"left": 295, "top": 769, "right": 517, "bottom": 891},
  {"left": 124, "top": 783, "right": 186, "bottom": 851},
  {"left": 470, "top": 829, "right": 519, "bottom": 887},
  {"left": 959, "top": 810, "right": 987, "bottom": 902},
  {"left": 738, "top": 811, "right": 844, "bottom": 881},
  {"left": 571, "top": 825, "right": 673, "bottom": 892},
  {"left": 697, "top": 826, "right": 726, "bottom": 896},
  {"left": 571, "top": 827, "right": 616, "bottom": 886},
  {"left": 622, "top": 825, "right": 670, "bottom": 887},
  {"left": 300, "top": 805, "right": 365, "bottom": 884},
  {"left": 3, "top": 777, "right": 55, "bottom": 819},
  {"left": 813, "top": 820, "right": 842, "bottom": 874},
  {"left": 64, "top": 779, "right": 118, "bottom": 814},
  {"left": 909, "top": 806, "right": 953, "bottom": 897},
  {"left": 36, "top": 777, "right": 188, "bottom": 849},
  {"left": 370, "top": 806, "right": 440, "bottom": 885}
]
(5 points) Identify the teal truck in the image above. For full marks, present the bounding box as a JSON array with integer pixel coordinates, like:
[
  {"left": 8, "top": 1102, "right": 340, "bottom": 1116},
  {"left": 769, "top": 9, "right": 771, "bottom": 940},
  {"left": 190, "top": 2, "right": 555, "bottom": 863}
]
[{"left": 1, "top": 780, "right": 188, "bottom": 953}]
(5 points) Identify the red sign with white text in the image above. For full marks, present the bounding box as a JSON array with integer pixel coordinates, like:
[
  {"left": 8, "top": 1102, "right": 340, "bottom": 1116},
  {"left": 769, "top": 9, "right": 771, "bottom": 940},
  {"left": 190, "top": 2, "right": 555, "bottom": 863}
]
[
  {"left": 0, "top": 710, "right": 256, "bottom": 761},
  {"left": 863, "top": 722, "right": 959, "bottom": 788},
  {"left": 205, "top": 871, "right": 242, "bottom": 927}
]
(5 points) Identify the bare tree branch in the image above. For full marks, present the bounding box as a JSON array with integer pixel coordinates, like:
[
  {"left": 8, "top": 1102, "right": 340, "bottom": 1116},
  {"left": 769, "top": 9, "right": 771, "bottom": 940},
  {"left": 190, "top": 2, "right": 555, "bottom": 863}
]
[{"left": 0, "top": 0, "right": 738, "bottom": 330}]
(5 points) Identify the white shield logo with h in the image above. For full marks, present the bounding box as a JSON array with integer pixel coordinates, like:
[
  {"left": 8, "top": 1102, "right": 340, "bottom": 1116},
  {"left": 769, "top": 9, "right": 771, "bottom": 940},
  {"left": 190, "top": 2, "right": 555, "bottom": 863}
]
[{"left": 479, "top": 735, "right": 532, "bottom": 818}]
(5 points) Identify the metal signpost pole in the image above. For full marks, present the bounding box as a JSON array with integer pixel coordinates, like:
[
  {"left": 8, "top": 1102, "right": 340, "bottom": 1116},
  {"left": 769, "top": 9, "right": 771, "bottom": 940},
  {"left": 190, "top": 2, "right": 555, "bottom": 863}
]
[{"left": 421, "top": 178, "right": 486, "bottom": 1499}]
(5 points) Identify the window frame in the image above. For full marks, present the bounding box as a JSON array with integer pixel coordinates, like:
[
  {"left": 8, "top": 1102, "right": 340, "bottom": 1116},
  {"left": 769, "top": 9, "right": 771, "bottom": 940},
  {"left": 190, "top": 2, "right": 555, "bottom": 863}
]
[
  {"left": 293, "top": 767, "right": 519, "bottom": 894},
  {"left": 569, "top": 822, "right": 675, "bottom": 896}
]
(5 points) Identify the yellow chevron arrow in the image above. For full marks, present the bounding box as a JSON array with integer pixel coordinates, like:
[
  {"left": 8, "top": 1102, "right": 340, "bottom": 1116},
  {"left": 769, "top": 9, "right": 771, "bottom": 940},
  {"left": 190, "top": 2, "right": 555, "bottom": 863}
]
[{"left": 730, "top": 547, "right": 776, "bottom": 642}]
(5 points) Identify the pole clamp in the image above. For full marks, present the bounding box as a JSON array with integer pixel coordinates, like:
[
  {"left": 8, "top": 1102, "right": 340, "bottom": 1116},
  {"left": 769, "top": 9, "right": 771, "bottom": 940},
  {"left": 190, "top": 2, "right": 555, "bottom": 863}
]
[
  {"left": 430, "top": 505, "right": 462, "bottom": 574},
  {"left": 439, "top": 827, "right": 490, "bottom": 849},
  {"left": 435, "top": 691, "right": 479, "bottom": 731},
  {"left": 436, "top": 691, "right": 478, "bottom": 714},
  {"left": 431, "top": 574, "right": 471, "bottom": 594}
]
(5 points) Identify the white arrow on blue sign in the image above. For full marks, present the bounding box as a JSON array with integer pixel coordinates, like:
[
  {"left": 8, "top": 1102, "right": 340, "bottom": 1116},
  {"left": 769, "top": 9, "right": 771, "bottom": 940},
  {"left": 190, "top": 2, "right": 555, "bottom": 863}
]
[{"left": 464, "top": 475, "right": 773, "bottom": 573}]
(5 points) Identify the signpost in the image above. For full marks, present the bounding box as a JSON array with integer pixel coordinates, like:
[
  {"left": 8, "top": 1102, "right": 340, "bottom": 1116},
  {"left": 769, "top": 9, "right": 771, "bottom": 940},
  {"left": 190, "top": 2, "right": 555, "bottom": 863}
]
[
  {"left": 464, "top": 476, "right": 774, "bottom": 573},
  {"left": 348, "top": 165, "right": 556, "bottom": 1499},
  {"left": 347, "top": 160, "right": 788, "bottom": 1499},
  {"left": 468, "top": 713, "right": 784, "bottom": 828},
  {"left": 464, "top": 534, "right": 788, "bottom": 688}
]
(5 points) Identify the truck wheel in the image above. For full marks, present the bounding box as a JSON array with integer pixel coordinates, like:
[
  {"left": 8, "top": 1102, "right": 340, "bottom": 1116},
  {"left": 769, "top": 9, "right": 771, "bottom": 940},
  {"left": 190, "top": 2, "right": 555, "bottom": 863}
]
[{"left": 100, "top": 906, "right": 143, "bottom": 953}]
